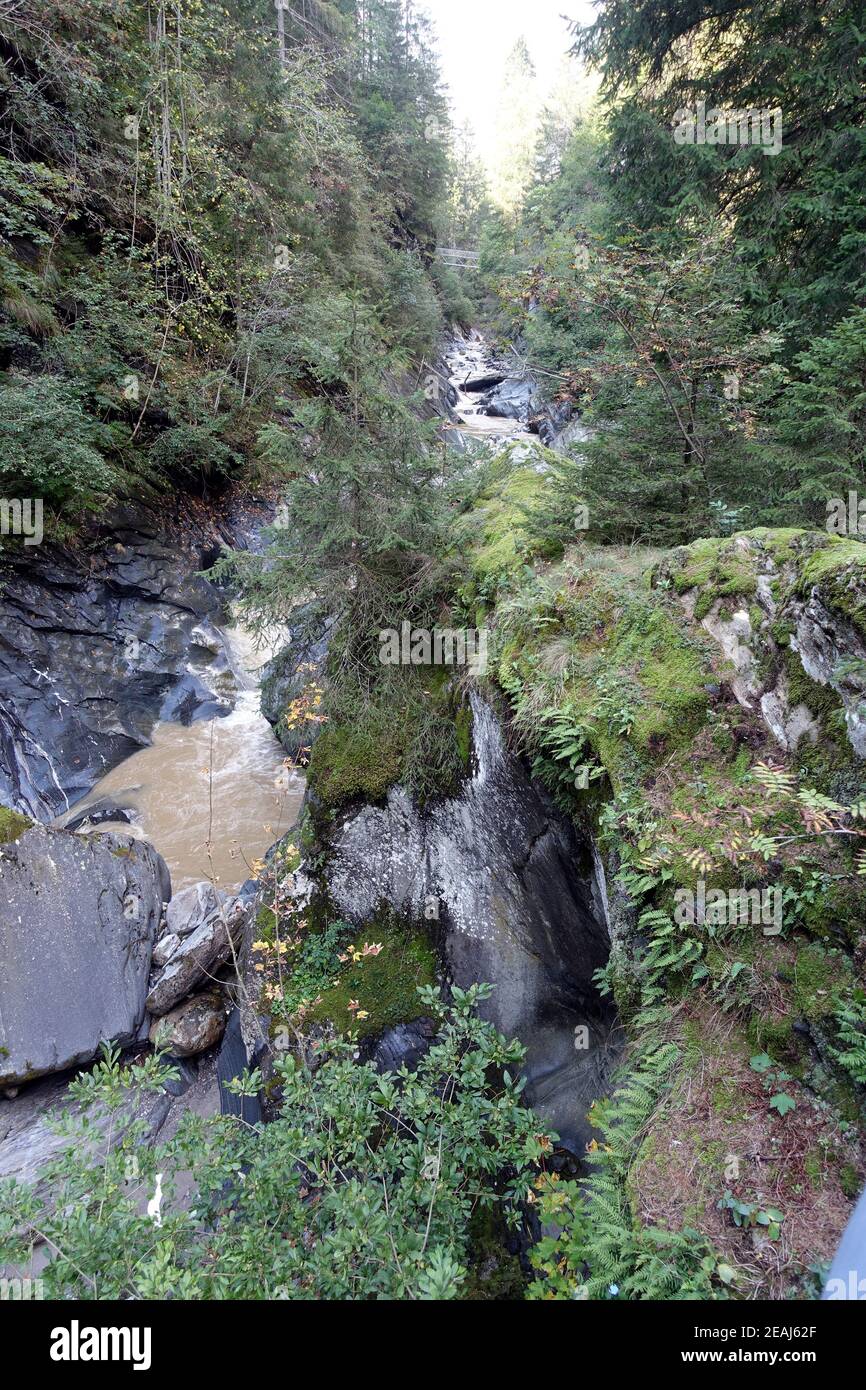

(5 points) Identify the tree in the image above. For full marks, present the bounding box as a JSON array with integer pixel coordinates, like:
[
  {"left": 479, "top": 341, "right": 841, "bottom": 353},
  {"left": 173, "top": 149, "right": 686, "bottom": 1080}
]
[{"left": 489, "top": 37, "right": 540, "bottom": 221}]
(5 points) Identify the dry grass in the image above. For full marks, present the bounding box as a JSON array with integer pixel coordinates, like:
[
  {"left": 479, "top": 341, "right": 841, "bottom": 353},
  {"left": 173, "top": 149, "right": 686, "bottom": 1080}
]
[{"left": 630, "top": 1003, "right": 863, "bottom": 1299}]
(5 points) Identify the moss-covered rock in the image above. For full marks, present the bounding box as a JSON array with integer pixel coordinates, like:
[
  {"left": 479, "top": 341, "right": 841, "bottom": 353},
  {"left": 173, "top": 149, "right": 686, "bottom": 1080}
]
[
  {"left": 0, "top": 807, "right": 33, "bottom": 843},
  {"left": 307, "top": 914, "right": 437, "bottom": 1040}
]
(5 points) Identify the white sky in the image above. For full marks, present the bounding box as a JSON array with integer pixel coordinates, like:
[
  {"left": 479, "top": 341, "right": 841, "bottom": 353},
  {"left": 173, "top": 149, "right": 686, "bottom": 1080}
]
[{"left": 423, "top": 0, "right": 598, "bottom": 163}]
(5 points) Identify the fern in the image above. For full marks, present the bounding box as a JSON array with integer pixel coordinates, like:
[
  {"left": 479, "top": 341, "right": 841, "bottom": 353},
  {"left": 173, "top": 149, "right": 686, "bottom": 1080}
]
[{"left": 831, "top": 996, "right": 866, "bottom": 1085}]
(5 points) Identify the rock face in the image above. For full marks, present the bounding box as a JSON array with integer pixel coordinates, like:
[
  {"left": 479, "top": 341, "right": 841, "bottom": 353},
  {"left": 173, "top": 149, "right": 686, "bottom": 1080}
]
[
  {"left": 0, "top": 507, "right": 240, "bottom": 820},
  {"left": 661, "top": 532, "right": 866, "bottom": 758},
  {"left": 260, "top": 603, "right": 333, "bottom": 759},
  {"left": 529, "top": 400, "right": 574, "bottom": 446},
  {"left": 318, "top": 694, "right": 619, "bottom": 1154},
  {"left": 0, "top": 826, "right": 168, "bottom": 1087}
]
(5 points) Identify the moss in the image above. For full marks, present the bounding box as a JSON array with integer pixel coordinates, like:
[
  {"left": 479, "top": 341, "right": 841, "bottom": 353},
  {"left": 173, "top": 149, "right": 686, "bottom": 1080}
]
[
  {"left": 454, "top": 701, "right": 473, "bottom": 768},
  {"left": 665, "top": 536, "right": 758, "bottom": 615},
  {"left": 840, "top": 1163, "right": 861, "bottom": 1199},
  {"left": 747, "top": 1012, "right": 796, "bottom": 1057},
  {"left": 463, "top": 459, "right": 551, "bottom": 585},
  {"left": 0, "top": 807, "right": 32, "bottom": 843},
  {"left": 308, "top": 914, "right": 437, "bottom": 1039},
  {"left": 308, "top": 713, "right": 405, "bottom": 810},
  {"left": 618, "top": 606, "right": 711, "bottom": 756},
  {"left": 712, "top": 1075, "right": 749, "bottom": 1120},
  {"left": 256, "top": 904, "right": 278, "bottom": 940},
  {"left": 804, "top": 1149, "right": 824, "bottom": 1191},
  {"left": 310, "top": 670, "right": 473, "bottom": 812},
  {"left": 791, "top": 878, "right": 864, "bottom": 946},
  {"left": 784, "top": 647, "right": 844, "bottom": 727},
  {"left": 792, "top": 942, "right": 853, "bottom": 1021},
  {"left": 798, "top": 536, "right": 866, "bottom": 628},
  {"left": 464, "top": 1204, "right": 528, "bottom": 1301}
]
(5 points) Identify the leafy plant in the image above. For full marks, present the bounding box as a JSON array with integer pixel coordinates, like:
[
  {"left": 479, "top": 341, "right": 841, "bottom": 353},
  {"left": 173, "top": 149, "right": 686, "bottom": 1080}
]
[
  {"left": 750, "top": 1053, "right": 797, "bottom": 1117},
  {"left": 0, "top": 986, "right": 547, "bottom": 1301},
  {"left": 718, "top": 1191, "right": 786, "bottom": 1241}
]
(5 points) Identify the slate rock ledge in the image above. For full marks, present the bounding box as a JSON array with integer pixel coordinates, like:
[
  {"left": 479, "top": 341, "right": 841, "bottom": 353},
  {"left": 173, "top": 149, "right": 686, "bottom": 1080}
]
[{"left": 0, "top": 826, "right": 169, "bottom": 1087}]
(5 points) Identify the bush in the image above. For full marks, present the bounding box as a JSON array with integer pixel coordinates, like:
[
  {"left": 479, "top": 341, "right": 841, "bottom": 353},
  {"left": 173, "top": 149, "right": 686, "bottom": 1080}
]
[
  {"left": 0, "top": 985, "right": 548, "bottom": 1300},
  {"left": 0, "top": 376, "right": 117, "bottom": 510}
]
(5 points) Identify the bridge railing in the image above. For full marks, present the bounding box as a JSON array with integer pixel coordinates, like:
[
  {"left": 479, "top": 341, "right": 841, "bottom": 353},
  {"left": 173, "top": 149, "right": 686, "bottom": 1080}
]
[{"left": 437, "top": 248, "right": 480, "bottom": 268}]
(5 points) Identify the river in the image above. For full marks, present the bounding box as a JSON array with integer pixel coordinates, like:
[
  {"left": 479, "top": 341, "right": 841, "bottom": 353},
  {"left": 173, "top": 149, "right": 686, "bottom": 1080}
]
[{"left": 56, "top": 619, "right": 304, "bottom": 892}]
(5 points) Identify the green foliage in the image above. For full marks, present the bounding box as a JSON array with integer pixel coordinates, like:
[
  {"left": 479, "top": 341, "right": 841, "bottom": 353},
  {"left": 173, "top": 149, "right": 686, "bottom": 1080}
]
[
  {"left": 749, "top": 1053, "right": 797, "bottom": 1118},
  {"left": 831, "top": 993, "right": 866, "bottom": 1087},
  {"left": 0, "top": 376, "right": 117, "bottom": 510},
  {"left": 0, "top": 987, "right": 547, "bottom": 1300},
  {"left": 0, "top": 0, "right": 455, "bottom": 529},
  {"left": 717, "top": 1191, "right": 786, "bottom": 1241}
]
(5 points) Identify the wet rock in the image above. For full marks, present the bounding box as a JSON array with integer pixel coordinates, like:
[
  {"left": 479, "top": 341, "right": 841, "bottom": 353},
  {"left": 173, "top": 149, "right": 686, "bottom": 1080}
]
[
  {"left": 479, "top": 378, "right": 537, "bottom": 422},
  {"left": 146, "top": 896, "right": 246, "bottom": 1015},
  {"left": 370, "top": 1018, "right": 437, "bottom": 1073},
  {"left": 0, "top": 827, "right": 166, "bottom": 1087},
  {"left": 65, "top": 799, "right": 133, "bottom": 833},
  {"left": 260, "top": 603, "right": 333, "bottom": 759},
  {"left": 0, "top": 507, "right": 235, "bottom": 819},
  {"left": 149, "top": 990, "right": 229, "bottom": 1057},
  {"left": 529, "top": 401, "right": 573, "bottom": 446},
  {"left": 463, "top": 372, "right": 506, "bottom": 392},
  {"left": 320, "top": 694, "right": 619, "bottom": 1154},
  {"left": 217, "top": 1007, "right": 262, "bottom": 1125}
]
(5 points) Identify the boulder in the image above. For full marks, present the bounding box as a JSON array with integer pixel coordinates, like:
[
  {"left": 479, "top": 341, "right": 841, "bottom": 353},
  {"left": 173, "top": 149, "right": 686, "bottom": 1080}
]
[
  {"left": 146, "top": 895, "right": 246, "bottom": 1015},
  {"left": 479, "top": 378, "right": 537, "bottom": 422},
  {"left": 166, "top": 880, "right": 224, "bottom": 937},
  {"left": 462, "top": 372, "right": 505, "bottom": 392},
  {"left": 0, "top": 827, "right": 167, "bottom": 1087},
  {"left": 149, "top": 990, "right": 229, "bottom": 1057},
  {"left": 152, "top": 932, "right": 181, "bottom": 969}
]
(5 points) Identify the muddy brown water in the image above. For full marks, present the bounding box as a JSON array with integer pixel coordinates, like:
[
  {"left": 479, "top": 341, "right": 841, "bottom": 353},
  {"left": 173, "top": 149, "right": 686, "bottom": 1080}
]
[{"left": 57, "top": 623, "right": 304, "bottom": 893}]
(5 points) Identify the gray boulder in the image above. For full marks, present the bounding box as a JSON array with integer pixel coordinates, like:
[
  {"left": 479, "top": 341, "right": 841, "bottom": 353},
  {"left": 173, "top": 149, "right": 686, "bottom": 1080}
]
[
  {"left": 152, "top": 932, "right": 181, "bottom": 969},
  {"left": 479, "top": 378, "right": 537, "bottom": 422},
  {"left": 0, "top": 827, "right": 168, "bottom": 1087},
  {"left": 147, "top": 894, "right": 246, "bottom": 1015},
  {"left": 149, "top": 990, "right": 229, "bottom": 1057},
  {"left": 166, "top": 880, "right": 224, "bottom": 937}
]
